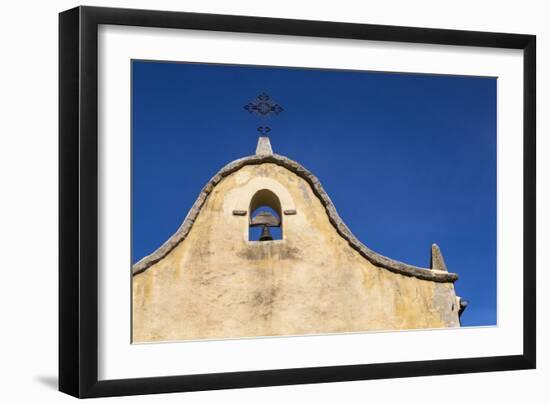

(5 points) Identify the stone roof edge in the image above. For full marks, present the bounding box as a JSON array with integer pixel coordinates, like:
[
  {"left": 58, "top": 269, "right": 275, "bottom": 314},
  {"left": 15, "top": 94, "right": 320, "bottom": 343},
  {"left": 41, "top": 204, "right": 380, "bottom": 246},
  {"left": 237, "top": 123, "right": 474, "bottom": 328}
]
[{"left": 132, "top": 154, "right": 459, "bottom": 283}]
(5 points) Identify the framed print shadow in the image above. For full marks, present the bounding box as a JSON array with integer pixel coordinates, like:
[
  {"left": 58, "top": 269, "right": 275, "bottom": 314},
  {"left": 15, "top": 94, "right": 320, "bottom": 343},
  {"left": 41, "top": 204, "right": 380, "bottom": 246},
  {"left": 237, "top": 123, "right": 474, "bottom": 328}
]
[{"left": 59, "top": 6, "right": 536, "bottom": 398}]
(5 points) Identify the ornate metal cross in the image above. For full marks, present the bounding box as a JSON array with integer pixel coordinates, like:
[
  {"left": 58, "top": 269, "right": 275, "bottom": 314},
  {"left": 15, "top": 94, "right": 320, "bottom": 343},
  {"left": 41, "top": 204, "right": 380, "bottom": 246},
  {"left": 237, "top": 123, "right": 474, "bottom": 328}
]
[{"left": 243, "top": 92, "right": 283, "bottom": 136}]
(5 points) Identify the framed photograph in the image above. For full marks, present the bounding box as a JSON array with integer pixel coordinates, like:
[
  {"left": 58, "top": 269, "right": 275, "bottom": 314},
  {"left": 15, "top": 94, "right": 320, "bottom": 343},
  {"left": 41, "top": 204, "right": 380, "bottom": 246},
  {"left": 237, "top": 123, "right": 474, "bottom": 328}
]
[{"left": 59, "top": 6, "right": 536, "bottom": 398}]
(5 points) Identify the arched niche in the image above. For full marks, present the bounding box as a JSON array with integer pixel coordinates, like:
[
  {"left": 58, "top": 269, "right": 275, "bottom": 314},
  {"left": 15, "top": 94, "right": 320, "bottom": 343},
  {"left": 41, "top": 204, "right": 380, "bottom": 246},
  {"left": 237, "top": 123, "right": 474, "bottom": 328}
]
[
  {"left": 249, "top": 189, "right": 282, "bottom": 216},
  {"left": 248, "top": 189, "right": 282, "bottom": 241},
  {"left": 232, "top": 177, "right": 295, "bottom": 213}
]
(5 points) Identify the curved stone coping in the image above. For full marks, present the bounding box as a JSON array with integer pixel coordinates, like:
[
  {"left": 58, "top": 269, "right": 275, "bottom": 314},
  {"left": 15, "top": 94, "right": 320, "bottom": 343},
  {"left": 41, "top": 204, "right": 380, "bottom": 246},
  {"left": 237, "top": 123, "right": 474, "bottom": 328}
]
[{"left": 132, "top": 154, "right": 459, "bottom": 283}]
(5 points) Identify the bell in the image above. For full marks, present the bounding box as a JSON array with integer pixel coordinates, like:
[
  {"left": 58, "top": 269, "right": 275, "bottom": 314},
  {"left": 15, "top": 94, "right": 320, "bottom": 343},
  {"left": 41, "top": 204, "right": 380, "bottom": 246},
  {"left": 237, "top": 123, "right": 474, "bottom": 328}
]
[
  {"left": 258, "top": 225, "right": 273, "bottom": 241},
  {"left": 250, "top": 211, "right": 281, "bottom": 227}
]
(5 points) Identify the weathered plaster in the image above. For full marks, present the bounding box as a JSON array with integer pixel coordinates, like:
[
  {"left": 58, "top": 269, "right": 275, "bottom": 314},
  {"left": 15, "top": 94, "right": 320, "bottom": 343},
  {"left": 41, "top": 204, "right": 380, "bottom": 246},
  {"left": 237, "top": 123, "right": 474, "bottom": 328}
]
[
  {"left": 132, "top": 152, "right": 458, "bottom": 283},
  {"left": 133, "top": 161, "right": 461, "bottom": 342}
]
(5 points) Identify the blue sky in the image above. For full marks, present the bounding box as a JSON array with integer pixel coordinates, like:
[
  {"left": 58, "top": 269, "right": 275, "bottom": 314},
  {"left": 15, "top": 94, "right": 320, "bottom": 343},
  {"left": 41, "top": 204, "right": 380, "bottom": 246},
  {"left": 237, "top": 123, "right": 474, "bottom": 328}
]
[{"left": 132, "top": 60, "right": 497, "bottom": 327}]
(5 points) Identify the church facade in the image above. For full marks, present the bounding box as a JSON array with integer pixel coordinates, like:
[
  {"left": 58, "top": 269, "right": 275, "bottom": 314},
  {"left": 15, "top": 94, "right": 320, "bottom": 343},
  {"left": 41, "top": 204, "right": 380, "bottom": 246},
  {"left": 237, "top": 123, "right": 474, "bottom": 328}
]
[{"left": 132, "top": 137, "right": 464, "bottom": 343}]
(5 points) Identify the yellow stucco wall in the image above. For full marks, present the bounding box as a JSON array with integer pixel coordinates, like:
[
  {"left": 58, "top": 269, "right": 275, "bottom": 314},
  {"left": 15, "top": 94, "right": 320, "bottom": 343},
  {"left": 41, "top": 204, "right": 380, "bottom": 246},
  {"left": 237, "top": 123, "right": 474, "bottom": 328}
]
[{"left": 132, "top": 163, "right": 460, "bottom": 343}]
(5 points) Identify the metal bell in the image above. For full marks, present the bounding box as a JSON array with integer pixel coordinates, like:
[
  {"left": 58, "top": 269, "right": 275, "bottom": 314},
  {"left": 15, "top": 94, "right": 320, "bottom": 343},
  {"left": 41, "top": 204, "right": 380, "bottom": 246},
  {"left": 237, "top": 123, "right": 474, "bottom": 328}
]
[{"left": 258, "top": 225, "right": 273, "bottom": 241}]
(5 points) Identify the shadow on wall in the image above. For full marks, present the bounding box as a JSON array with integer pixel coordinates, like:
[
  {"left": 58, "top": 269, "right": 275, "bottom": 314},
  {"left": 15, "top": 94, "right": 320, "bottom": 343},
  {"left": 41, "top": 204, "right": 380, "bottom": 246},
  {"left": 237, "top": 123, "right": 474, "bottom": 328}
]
[{"left": 35, "top": 375, "right": 58, "bottom": 390}]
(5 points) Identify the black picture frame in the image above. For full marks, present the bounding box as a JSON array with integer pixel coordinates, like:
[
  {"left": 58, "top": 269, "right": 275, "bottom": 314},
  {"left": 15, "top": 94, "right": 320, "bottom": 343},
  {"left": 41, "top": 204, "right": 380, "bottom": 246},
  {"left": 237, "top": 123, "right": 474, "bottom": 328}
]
[{"left": 59, "top": 5, "right": 536, "bottom": 398}]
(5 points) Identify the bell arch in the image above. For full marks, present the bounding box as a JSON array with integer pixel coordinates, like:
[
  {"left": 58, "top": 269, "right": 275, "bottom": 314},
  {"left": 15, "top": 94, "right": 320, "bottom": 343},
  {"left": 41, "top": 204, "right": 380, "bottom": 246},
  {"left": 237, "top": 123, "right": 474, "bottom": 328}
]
[
  {"left": 232, "top": 177, "right": 296, "bottom": 214},
  {"left": 248, "top": 189, "right": 282, "bottom": 241}
]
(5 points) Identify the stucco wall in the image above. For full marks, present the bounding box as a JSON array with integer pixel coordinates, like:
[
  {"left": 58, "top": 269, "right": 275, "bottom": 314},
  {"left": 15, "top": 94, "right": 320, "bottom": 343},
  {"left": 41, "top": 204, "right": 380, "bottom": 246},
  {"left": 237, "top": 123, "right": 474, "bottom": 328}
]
[{"left": 133, "top": 163, "right": 460, "bottom": 342}]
